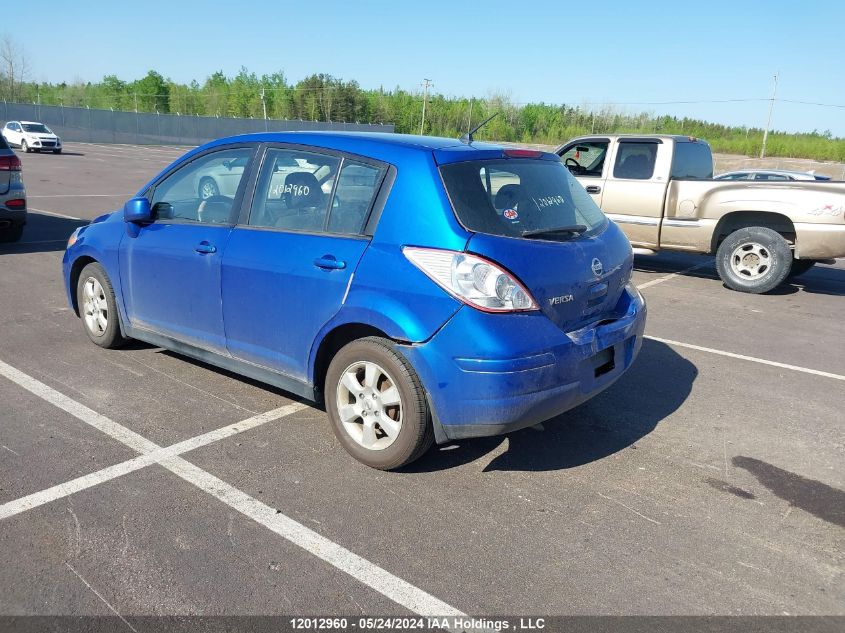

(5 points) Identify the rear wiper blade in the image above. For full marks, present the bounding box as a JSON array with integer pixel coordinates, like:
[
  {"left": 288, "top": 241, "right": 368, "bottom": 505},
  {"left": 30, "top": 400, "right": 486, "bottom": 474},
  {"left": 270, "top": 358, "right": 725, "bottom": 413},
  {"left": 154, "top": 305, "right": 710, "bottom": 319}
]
[{"left": 521, "top": 225, "right": 588, "bottom": 238}]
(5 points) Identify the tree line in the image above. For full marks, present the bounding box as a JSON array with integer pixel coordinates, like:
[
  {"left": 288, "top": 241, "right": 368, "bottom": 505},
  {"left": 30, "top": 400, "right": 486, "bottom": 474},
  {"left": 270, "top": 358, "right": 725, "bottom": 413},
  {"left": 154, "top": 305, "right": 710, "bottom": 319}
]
[{"left": 1, "top": 63, "right": 843, "bottom": 162}]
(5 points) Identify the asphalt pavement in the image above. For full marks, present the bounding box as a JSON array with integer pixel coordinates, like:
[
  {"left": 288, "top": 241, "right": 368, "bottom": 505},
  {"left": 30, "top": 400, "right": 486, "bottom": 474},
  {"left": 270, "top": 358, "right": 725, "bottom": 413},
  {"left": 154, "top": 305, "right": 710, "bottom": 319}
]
[{"left": 0, "top": 143, "right": 842, "bottom": 623}]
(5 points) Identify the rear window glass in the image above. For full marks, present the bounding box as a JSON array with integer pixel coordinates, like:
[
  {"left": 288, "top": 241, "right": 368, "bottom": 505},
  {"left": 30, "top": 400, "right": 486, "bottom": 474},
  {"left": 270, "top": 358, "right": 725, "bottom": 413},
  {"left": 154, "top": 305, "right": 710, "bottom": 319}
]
[
  {"left": 670, "top": 141, "right": 713, "bottom": 179},
  {"left": 0, "top": 135, "right": 8, "bottom": 150},
  {"left": 440, "top": 158, "right": 608, "bottom": 239}
]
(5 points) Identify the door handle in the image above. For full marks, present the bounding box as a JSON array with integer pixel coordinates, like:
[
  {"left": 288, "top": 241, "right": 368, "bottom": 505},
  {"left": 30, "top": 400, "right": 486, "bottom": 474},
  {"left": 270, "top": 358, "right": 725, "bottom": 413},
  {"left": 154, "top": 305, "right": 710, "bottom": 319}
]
[
  {"left": 313, "top": 255, "right": 346, "bottom": 270},
  {"left": 194, "top": 241, "right": 217, "bottom": 254},
  {"left": 586, "top": 185, "right": 601, "bottom": 194}
]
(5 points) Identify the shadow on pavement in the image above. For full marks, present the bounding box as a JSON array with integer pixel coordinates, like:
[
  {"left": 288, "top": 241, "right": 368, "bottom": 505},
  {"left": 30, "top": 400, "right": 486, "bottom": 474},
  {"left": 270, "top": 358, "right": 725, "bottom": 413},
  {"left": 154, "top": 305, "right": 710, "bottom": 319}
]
[
  {"left": 407, "top": 338, "right": 697, "bottom": 473},
  {"left": 0, "top": 213, "right": 88, "bottom": 255}
]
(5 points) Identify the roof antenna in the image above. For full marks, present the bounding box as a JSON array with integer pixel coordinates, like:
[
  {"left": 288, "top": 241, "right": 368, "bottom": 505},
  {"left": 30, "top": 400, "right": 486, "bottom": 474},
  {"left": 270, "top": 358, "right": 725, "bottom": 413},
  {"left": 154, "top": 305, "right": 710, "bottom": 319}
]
[{"left": 461, "top": 112, "right": 499, "bottom": 144}]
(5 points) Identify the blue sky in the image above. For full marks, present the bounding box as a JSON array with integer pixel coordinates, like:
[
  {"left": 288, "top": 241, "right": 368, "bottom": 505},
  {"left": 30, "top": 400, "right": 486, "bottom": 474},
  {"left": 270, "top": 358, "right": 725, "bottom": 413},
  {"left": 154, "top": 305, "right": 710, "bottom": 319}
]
[{"left": 15, "top": 0, "right": 845, "bottom": 136}]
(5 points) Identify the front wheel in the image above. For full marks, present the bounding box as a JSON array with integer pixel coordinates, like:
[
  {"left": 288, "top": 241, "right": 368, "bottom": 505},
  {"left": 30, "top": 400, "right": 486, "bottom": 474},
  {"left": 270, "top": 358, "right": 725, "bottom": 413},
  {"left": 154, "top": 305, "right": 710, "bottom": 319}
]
[
  {"left": 325, "top": 337, "right": 433, "bottom": 470},
  {"left": 715, "top": 227, "right": 792, "bottom": 294},
  {"left": 76, "top": 262, "right": 128, "bottom": 348},
  {"left": 53, "top": 148, "right": 62, "bottom": 154},
  {"left": 21, "top": 139, "right": 30, "bottom": 153}
]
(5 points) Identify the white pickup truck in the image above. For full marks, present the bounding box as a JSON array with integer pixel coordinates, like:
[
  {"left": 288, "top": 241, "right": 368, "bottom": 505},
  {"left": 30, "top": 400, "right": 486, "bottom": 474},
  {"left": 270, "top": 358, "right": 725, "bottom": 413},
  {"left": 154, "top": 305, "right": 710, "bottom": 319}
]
[{"left": 557, "top": 134, "right": 845, "bottom": 293}]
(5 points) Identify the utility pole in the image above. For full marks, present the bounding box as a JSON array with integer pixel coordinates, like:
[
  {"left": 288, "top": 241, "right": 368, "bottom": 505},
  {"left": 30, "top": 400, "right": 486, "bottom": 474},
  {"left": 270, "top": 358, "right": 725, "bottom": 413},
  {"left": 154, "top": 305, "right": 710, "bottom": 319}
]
[
  {"left": 260, "top": 86, "right": 268, "bottom": 131},
  {"left": 419, "top": 78, "right": 432, "bottom": 135},
  {"left": 760, "top": 72, "right": 779, "bottom": 159}
]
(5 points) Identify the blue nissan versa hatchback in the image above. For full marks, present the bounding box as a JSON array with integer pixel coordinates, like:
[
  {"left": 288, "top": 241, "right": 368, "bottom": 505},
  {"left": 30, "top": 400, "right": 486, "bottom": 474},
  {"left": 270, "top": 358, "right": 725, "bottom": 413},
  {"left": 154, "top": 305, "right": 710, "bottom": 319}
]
[{"left": 63, "top": 132, "right": 646, "bottom": 469}]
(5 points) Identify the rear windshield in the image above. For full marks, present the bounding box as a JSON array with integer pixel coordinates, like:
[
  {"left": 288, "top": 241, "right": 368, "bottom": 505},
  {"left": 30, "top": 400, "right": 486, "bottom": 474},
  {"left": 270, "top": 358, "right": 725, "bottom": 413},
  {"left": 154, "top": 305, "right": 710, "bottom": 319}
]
[{"left": 440, "top": 158, "right": 608, "bottom": 239}]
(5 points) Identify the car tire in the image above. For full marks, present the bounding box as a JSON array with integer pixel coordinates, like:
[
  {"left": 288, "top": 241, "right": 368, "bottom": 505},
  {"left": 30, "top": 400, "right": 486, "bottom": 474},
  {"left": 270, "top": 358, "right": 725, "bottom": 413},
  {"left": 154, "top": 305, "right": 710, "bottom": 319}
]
[
  {"left": 325, "top": 336, "right": 434, "bottom": 470},
  {"left": 198, "top": 177, "right": 219, "bottom": 200},
  {"left": 53, "top": 149, "right": 62, "bottom": 155},
  {"left": 21, "top": 139, "right": 29, "bottom": 153},
  {"left": 788, "top": 259, "right": 815, "bottom": 278},
  {"left": 715, "top": 227, "right": 792, "bottom": 294},
  {"left": 0, "top": 225, "right": 24, "bottom": 243},
  {"left": 76, "top": 262, "right": 129, "bottom": 349}
]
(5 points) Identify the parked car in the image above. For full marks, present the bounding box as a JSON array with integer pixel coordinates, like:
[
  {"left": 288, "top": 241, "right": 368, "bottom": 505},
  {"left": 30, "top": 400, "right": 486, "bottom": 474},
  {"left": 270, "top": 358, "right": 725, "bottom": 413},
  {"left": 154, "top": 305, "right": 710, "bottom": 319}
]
[
  {"left": 2, "top": 120, "right": 62, "bottom": 154},
  {"left": 63, "top": 132, "right": 646, "bottom": 469},
  {"left": 715, "top": 169, "right": 831, "bottom": 181},
  {"left": 558, "top": 135, "right": 845, "bottom": 293},
  {"left": 0, "top": 133, "right": 26, "bottom": 242}
]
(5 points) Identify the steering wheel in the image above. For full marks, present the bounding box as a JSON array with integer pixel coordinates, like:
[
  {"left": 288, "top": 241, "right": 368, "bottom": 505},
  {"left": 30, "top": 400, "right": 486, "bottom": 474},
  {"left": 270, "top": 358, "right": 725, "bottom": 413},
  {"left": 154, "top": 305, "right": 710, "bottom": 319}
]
[
  {"left": 564, "top": 157, "right": 586, "bottom": 175},
  {"left": 197, "top": 195, "right": 234, "bottom": 223}
]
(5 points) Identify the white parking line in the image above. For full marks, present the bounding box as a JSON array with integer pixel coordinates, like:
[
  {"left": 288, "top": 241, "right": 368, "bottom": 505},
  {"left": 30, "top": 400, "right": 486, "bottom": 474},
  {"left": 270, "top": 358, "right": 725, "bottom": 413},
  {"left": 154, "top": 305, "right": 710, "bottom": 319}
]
[
  {"left": 28, "top": 208, "right": 84, "bottom": 220},
  {"left": 636, "top": 260, "right": 714, "bottom": 290},
  {"left": 0, "top": 404, "right": 305, "bottom": 521},
  {"left": 645, "top": 335, "right": 845, "bottom": 381},
  {"left": 0, "top": 358, "right": 465, "bottom": 617}
]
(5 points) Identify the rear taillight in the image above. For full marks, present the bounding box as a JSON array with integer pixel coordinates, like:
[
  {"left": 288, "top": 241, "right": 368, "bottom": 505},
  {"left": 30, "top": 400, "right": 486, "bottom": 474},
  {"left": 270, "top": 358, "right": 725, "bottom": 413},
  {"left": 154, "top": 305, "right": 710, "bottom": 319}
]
[
  {"left": 404, "top": 247, "right": 538, "bottom": 313},
  {"left": 6, "top": 199, "right": 25, "bottom": 209},
  {"left": 503, "top": 149, "right": 543, "bottom": 159},
  {"left": 0, "top": 155, "right": 22, "bottom": 171}
]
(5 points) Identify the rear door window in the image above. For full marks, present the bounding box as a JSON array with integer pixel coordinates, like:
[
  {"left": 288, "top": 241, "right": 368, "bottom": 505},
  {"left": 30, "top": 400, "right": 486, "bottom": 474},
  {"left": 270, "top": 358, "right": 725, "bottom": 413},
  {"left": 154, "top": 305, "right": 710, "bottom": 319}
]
[
  {"left": 441, "top": 158, "right": 608, "bottom": 240},
  {"left": 327, "top": 160, "right": 386, "bottom": 234},
  {"left": 248, "top": 149, "right": 341, "bottom": 233},
  {"left": 670, "top": 141, "right": 713, "bottom": 179},
  {"left": 613, "top": 142, "right": 657, "bottom": 180}
]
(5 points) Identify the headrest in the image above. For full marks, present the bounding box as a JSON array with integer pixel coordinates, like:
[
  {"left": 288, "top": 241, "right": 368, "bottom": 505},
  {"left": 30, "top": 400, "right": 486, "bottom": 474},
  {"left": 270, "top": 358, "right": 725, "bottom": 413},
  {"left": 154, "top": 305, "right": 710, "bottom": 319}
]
[
  {"left": 283, "top": 172, "right": 322, "bottom": 209},
  {"left": 495, "top": 184, "right": 521, "bottom": 210}
]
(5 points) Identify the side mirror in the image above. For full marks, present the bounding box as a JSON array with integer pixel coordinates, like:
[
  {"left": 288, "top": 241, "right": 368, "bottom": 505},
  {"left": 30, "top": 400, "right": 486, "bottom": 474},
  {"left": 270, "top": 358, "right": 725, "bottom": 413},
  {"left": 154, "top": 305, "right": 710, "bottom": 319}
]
[{"left": 124, "top": 197, "right": 152, "bottom": 223}]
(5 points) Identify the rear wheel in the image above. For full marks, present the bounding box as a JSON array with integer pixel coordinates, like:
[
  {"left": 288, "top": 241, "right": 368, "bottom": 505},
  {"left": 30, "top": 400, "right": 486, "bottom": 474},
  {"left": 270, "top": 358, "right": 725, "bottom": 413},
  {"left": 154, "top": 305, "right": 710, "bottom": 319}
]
[
  {"left": 715, "top": 227, "right": 792, "bottom": 294},
  {"left": 76, "top": 262, "right": 128, "bottom": 349},
  {"left": 325, "top": 336, "right": 433, "bottom": 470},
  {"left": 0, "top": 225, "right": 24, "bottom": 243},
  {"left": 788, "top": 259, "right": 815, "bottom": 278}
]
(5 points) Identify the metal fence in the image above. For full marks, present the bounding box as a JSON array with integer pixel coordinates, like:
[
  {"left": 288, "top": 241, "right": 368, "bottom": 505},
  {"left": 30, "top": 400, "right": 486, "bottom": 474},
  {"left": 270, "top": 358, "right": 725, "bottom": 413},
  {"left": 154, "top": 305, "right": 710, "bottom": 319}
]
[{"left": 0, "top": 102, "right": 394, "bottom": 146}]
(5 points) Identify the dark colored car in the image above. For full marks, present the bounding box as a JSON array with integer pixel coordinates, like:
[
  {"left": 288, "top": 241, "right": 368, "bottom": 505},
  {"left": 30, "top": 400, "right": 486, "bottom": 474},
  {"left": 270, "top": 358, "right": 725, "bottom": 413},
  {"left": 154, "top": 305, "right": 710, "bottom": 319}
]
[{"left": 63, "top": 132, "right": 646, "bottom": 469}]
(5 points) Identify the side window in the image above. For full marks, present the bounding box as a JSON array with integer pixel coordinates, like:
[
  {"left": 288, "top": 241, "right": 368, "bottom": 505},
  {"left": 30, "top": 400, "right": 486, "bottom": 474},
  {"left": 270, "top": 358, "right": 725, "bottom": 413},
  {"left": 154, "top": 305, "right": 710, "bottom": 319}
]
[
  {"left": 327, "top": 160, "right": 386, "bottom": 234},
  {"left": 613, "top": 142, "right": 657, "bottom": 180},
  {"left": 248, "top": 148, "right": 341, "bottom": 232},
  {"left": 560, "top": 141, "right": 609, "bottom": 178},
  {"left": 480, "top": 167, "right": 521, "bottom": 214},
  {"left": 754, "top": 173, "right": 789, "bottom": 181},
  {"left": 150, "top": 148, "right": 252, "bottom": 224}
]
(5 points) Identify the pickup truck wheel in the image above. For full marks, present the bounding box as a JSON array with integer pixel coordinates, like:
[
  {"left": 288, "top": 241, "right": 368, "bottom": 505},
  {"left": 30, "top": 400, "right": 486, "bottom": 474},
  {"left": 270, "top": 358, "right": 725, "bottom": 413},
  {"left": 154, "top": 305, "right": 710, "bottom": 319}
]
[
  {"left": 788, "top": 259, "right": 815, "bottom": 278},
  {"left": 716, "top": 227, "right": 792, "bottom": 294},
  {"left": 325, "top": 336, "right": 434, "bottom": 470}
]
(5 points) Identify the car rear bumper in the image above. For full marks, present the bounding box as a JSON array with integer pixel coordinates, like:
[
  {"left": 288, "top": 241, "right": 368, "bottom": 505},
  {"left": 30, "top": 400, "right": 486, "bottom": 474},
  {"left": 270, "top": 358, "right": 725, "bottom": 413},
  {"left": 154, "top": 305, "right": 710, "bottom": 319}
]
[
  {"left": 0, "top": 206, "right": 27, "bottom": 228},
  {"left": 402, "top": 287, "right": 646, "bottom": 442},
  {"left": 794, "top": 223, "right": 845, "bottom": 259}
]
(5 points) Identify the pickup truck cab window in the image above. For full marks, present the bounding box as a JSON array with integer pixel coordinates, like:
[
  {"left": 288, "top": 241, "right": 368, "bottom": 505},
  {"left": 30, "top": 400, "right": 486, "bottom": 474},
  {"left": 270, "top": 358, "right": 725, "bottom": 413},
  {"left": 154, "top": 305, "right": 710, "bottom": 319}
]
[
  {"left": 613, "top": 142, "right": 657, "bottom": 180},
  {"left": 560, "top": 141, "right": 608, "bottom": 178}
]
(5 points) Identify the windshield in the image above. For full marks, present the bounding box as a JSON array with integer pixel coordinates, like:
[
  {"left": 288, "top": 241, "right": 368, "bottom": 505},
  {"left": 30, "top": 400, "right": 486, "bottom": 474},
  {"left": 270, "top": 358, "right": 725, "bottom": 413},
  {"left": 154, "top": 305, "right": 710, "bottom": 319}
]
[
  {"left": 22, "top": 123, "right": 51, "bottom": 134},
  {"left": 440, "top": 158, "right": 608, "bottom": 239}
]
